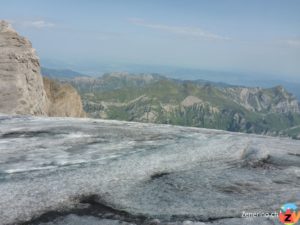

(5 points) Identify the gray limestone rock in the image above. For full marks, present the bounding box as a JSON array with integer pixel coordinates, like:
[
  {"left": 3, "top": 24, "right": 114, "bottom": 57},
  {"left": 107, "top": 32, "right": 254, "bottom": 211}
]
[
  {"left": 0, "top": 116, "right": 299, "bottom": 225},
  {"left": 0, "top": 20, "right": 48, "bottom": 115},
  {"left": 0, "top": 20, "right": 85, "bottom": 118}
]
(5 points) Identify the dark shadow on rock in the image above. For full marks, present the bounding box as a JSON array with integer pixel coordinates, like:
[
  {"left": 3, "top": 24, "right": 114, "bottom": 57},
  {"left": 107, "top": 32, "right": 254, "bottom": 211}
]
[
  {"left": 150, "top": 172, "right": 171, "bottom": 181},
  {"left": 2, "top": 130, "right": 62, "bottom": 138},
  {"left": 16, "top": 194, "right": 150, "bottom": 225}
]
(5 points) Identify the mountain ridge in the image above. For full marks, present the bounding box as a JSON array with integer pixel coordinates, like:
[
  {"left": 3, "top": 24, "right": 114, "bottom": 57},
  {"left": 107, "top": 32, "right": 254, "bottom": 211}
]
[
  {"left": 53, "top": 72, "right": 300, "bottom": 139},
  {"left": 41, "top": 67, "right": 86, "bottom": 80},
  {"left": 39, "top": 63, "right": 300, "bottom": 100}
]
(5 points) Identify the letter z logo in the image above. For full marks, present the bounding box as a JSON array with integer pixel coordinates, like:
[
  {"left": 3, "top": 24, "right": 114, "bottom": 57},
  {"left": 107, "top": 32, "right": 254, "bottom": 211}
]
[{"left": 284, "top": 214, "right": 292, "bottom": 222}]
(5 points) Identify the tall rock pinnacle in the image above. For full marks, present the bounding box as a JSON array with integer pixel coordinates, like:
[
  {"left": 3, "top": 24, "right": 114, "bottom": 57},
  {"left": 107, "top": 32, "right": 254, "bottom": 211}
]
[
  {"left": 0, "top": 20, "right": 49, "bottom": 115},
  {"left": 0, "top": 20, "right": 85, "bottom": 117}
]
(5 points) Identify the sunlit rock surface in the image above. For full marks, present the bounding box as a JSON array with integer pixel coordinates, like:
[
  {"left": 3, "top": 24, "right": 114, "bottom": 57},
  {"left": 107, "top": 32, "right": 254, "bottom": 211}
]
[
  {"left": 43, "top": 77, "right": 86, "bottom": 118},
  {"left": 0, "top": 115, "right": 299, "bottom": 225},
  {"left": 0, "top": 21, "right": 48, "bottom": 115},
  {"left": 0, "top": 21, "right": 85, "bottom": 118}
]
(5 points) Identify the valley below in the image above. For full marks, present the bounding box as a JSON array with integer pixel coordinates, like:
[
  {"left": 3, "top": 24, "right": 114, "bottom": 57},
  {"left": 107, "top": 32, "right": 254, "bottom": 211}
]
[
  {"left": 58, "top": 72, "right": 300, "bottom": 139},
  {"left": 0, "top": 115, "right": 299, "bottom": 225}
]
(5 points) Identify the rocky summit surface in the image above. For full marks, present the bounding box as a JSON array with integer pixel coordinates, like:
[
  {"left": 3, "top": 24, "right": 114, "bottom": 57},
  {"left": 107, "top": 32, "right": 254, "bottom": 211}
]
[
  {"left": 0, "top": 115, "right": 299, "bottom": 225},
  {"left": 0, "top": 20, "right": 85, "bottom": 117}
]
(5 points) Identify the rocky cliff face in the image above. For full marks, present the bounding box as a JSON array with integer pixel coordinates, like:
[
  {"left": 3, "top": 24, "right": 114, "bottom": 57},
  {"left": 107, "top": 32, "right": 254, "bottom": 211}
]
[
  {"left": 0, "top": 20, "right": 48, "bottom": 115},
  {"left": 223, "top": 86, "right": 300, "bottom": 113},
  {"left": 0, "top": 20, "right": 85, "bottom": 117},
  {"left": 43, "top": 77, "right": 86, "bottom": 117}
]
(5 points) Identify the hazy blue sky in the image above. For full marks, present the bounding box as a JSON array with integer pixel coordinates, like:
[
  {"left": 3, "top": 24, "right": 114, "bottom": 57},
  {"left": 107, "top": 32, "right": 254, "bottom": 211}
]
[{"left": 1, "top": 0, "right": 300, "bottom": 79}]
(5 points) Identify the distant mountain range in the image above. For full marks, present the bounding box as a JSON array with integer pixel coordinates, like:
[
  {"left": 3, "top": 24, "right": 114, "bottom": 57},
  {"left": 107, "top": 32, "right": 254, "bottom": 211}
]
[
  {"left": 41, "top": 67, "right": 87, "bottom": 79},
  {"left": 41, "top": 69, "right": 300, "bottom": 139},
  {"left": 41, "top": 66, "right": 300, "bottom": 100}
]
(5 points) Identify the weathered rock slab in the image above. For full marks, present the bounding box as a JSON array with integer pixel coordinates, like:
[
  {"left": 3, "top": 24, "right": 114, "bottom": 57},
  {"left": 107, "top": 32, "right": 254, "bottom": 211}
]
[{"left": 0, "top": 116, "right": 299, "bottom": 225}]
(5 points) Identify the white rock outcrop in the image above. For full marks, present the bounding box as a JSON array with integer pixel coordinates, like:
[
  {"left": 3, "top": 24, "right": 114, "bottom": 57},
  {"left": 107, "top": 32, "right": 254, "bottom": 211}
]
[
  {"left": 0, "top": 20, "right": 48, "bottom": 115},
  {"left": 0, "top": 20, "right": 85, "bottom": 117}
]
